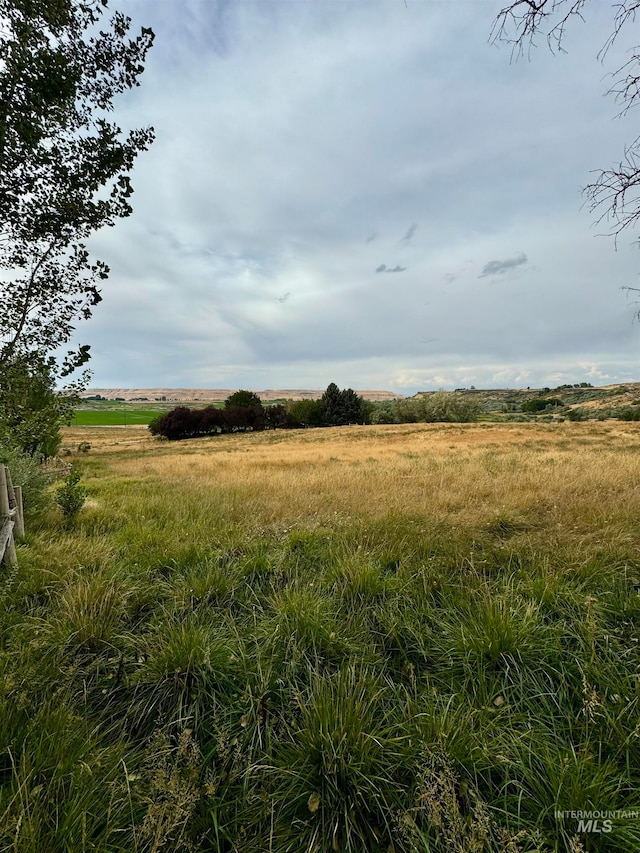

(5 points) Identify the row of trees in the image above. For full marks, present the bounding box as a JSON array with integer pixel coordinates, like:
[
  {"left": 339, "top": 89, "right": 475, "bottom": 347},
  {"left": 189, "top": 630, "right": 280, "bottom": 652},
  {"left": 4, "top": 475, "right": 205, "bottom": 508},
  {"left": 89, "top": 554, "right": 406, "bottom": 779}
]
[
  {"left": 148, "top": 386, "right": 482, "bottom": 440},
  {"left": 149, "top": 384, "right": 371, "bottom": 440},
  {"left": 149, "top": 382, "right": 372, "bottom": 439},
  {"left": 148, "top": 403, "right": 289, "bottom": 440}
]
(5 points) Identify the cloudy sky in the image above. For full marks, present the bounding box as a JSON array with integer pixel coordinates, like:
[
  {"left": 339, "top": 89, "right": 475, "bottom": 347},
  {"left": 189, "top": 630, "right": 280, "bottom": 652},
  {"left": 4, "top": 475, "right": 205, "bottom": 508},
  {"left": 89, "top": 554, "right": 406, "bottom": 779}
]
[{"left": 79, "top": 0, "right": 640, "bottom": 394}]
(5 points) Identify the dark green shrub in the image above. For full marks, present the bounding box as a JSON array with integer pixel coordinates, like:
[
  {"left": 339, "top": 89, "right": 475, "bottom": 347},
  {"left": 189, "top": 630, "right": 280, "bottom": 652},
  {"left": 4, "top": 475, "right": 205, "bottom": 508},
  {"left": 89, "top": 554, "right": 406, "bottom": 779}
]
[
  {"left": 147, "top": 413, "right": 167, "bottom": 435},
  {"left": 618, "top": 407, "right": 640, "bottom": 421},
  {"left": 566, "top": 407, "right": 586, "bottom": 421},
  {"left": 286, "top": 399, "right": 323, "bottom": 427},
  {"left": 56, "top": 470, "right": 87, "bottom": 519},
  {"left": 360, "top": 399, "right": 375, "bottom": 424},
  {"left": 521, "top": 398, "right": 563, "bottom": 413},
  {"left": 371, "top": 404, "right": 399, "bottom": 425}
]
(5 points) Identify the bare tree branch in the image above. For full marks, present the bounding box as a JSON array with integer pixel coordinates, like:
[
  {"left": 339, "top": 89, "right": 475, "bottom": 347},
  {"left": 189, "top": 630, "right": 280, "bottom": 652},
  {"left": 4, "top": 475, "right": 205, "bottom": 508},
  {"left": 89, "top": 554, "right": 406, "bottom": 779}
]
[
  {"left": 492, "top": 0, "right": 640, "bottom": 239},
  {"left": 490, "top": 1, "right": 588, "bottom": 58},
  {"left": 584, "top": 136, "right": 640, "bottom": 242}
]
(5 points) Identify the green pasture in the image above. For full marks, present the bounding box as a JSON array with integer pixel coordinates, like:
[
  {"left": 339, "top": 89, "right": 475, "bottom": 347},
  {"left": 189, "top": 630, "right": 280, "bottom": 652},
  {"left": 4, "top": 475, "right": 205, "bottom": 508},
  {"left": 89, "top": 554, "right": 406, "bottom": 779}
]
[
  {"left": 71, "top": 408, "right": 163, "bottom": 426},
  {"left": 72, "top": 400, "right": 276, "bottom": 427}
]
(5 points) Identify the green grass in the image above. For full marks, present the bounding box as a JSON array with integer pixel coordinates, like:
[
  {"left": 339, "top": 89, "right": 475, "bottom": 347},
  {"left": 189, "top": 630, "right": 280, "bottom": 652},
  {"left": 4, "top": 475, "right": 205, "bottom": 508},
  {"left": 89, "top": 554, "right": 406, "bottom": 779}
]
[
  {"left": 71, "top": 408, "right": 166, "bottom": 426},
  {"left": 2, "top": 423, "right": 640, "bottom": 851},
  {"left": 72, "top": 399, "right": 275, "bottom": 426}
]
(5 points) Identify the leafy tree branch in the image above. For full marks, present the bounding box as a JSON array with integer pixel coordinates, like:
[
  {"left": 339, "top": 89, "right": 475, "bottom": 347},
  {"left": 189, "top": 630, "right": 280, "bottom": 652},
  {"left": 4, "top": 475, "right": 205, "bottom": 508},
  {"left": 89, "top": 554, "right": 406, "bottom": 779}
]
[{"left": 0, "top": 0, "right": 155, "bottom": 454}]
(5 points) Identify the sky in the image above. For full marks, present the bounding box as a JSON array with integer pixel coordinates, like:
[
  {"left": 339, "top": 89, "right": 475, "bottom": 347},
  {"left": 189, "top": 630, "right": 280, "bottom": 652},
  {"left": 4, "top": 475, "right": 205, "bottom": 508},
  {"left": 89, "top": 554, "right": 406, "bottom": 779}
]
[{"left": 77, "top": 0, "right": 640, "bottom": 394}]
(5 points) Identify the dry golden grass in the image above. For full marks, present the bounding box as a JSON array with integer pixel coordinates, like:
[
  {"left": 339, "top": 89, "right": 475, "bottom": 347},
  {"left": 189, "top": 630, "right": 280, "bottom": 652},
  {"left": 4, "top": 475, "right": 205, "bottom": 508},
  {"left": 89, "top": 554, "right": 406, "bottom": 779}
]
[
  {"left": 63, "top": 421, "right": 640, "bottom": 553},
  {"left": 8, "top": 421, "right": 640, "bottom": 852}
]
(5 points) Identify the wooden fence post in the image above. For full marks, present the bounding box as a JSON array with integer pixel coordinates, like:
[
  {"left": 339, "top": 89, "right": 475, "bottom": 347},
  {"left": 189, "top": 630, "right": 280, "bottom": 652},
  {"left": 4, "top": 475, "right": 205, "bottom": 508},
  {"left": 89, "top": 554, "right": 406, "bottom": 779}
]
[
  {"left": 4, "top": 466, "right": 24, "bottom": 538},
  {"left": 13, "top": 485, "right": 24, "bottom": 539},
  {"left": 5, "top": 464, "right": 15, "bottom": 505},
  {"left": 0, "top": 465, "right": 17, "bottom": 568}
]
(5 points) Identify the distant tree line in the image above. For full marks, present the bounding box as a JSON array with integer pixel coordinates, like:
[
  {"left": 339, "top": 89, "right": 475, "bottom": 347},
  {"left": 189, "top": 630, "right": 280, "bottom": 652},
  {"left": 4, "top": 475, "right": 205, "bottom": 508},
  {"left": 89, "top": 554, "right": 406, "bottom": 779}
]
[
  {"left": 148, "top": 403, "right": 288, "bottom": 440},
  {"left": 149, "top": 385, "right": 482, "bottom": 441},
  {"left": 148, "top": 384, "right": 372, "bottom": 440}
]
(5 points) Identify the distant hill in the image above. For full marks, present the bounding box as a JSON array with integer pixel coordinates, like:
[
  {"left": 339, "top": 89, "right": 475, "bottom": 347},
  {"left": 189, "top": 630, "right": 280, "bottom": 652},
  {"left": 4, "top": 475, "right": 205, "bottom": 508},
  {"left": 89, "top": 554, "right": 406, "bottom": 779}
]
[
  {"left": 415, "top": 382, "right": 640, "bottom": 415},
  {"left": 79, "top": 382, "right": 640, "bottom": 415},
  {"left": 80, "top": 388, "right": 405, "bottom": 403}
]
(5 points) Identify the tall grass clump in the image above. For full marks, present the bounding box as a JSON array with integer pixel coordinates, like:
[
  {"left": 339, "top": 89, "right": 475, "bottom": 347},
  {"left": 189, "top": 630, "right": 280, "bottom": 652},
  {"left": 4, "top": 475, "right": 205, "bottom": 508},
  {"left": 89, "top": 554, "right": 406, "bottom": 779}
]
[
  {"left": 127, "top": 613, "right": 241, "bottom": 734},
  {"left": 268, "top": 666, "right": 413, "bottom": 853},
  {"left": 0, "top": 699, "right": 143, "bottom": 853}
]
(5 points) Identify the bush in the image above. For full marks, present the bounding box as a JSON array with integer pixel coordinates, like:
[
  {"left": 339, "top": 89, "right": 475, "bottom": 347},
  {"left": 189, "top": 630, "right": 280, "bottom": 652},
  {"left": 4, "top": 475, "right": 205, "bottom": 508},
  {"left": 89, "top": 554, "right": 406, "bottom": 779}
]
[
  {"left": 370, "top": 405, "right": 399, "bottom": 425},
  {"left": 148, "top": 407, "right": 197, "bottom": 440},
  {"left": 521, "top": 398, "right": 563, "bottom": 413},
  {"left": 56, "top": 470, "right": 87, "bottom": 519},
  {"left": 287, "top": 399, "right": 323, "bottom": 427},
  {"left": 265, "top": 404, "right": 289, "bottom": 429},
  {"left": 360, "top": 399, "right": 375, "bottom": 424},
  {"left": 0, "top": 443, "right": 50, "bottom": 519},
  {"left": 618, "top": 407, "right": 640, "bottom": 421},
  {"left": 389, "top": 392, "right": 480, "bottom": 424},
  {"left": 147, "top": 414, "right": 164, "bottom": 436},
  {"left": 395, "top": 399, "right": 421, "bottom": 423},
  {"left": 420, "top": 390, "right": 481, "bottom": 422},
  {"left": 566, "top": 407, "right": 587, "bottom": 421}
]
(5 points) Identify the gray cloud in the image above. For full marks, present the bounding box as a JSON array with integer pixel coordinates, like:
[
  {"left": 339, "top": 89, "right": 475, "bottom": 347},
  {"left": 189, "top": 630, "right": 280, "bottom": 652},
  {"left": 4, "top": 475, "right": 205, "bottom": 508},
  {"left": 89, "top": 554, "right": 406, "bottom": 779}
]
[
  {"left": 479, "top": 252, "right": 528, "bottom": 278},
  {"left": 402, "top": 223, "right": 417, "bottom": 243},
  {"left": 376, "top": 264, "right": 407, "bottom": 273}
]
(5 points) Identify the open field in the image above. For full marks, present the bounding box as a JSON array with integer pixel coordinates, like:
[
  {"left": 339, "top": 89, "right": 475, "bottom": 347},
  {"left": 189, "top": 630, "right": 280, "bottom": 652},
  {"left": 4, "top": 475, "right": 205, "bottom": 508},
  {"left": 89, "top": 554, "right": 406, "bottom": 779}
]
[
  {"left": 71, "top": 408, "right": 168, "bottom": 426},
  {"left": 2, "top": 422, "right": 640, "bottom": 851}
]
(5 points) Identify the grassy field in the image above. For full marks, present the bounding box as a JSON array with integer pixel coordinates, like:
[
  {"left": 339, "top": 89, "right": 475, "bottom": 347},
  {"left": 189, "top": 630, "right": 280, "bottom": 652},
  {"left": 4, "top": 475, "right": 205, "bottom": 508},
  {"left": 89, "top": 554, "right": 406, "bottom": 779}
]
[
  {"left": 71, "top": 408, "right": 164, "bottom": 426},
  {"left": 2, "top": 422, "right": 640, "bottom": 852}
]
